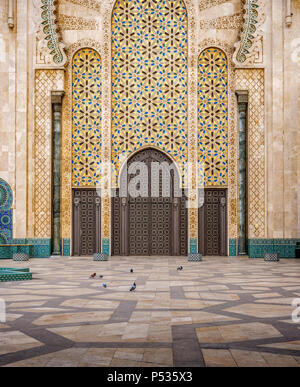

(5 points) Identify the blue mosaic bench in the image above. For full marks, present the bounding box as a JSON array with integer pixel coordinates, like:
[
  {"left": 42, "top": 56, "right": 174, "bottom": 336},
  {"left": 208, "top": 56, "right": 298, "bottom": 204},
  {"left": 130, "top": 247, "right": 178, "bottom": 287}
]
[
  {"left": 0, "top": 267, "right": 32, "bottom": 282},
  {"left": 0, "top": 244, "right": 32, "bottom": 259}
]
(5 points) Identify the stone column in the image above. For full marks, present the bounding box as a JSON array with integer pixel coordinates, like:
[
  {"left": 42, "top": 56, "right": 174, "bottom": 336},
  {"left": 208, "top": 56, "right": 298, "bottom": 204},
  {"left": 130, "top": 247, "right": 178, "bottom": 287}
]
[
  {"left": 236, "top": 91, "right": 248, "bottom": 255},
  {"left": 51, "top": 91, "right": 64, "bottom": 255}
]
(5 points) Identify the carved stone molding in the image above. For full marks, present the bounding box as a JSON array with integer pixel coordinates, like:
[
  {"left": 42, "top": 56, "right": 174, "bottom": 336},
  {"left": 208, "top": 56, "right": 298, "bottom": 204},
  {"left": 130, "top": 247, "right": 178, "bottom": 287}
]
[
  {"left": 40, "top": 0, "right": 67, "bottom": 66},
  {"left": 233, "top": 0, "right": 265, "bottom": 66}
]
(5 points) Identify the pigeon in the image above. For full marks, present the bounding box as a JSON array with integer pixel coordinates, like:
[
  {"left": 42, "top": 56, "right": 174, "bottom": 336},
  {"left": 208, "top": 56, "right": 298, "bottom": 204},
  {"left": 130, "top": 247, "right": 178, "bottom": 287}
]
[
  {"left": 90, "top": 273, "right": 96, "bottom": 279},
  {"left": 177, "top": 266, "right": 183, "bottom": 271},
  {"left": 129, "top": 282, "right": 136, "bottom": 292},
  {"left": 103, "top": 283, "right": 107, "bottom": 288},
  {"left": 130, "top": 269, "right": 134, "bottom": 273}
]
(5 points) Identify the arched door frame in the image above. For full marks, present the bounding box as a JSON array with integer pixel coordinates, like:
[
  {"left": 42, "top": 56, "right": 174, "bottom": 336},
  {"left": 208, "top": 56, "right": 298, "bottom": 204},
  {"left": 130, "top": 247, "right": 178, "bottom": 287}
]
[{"left": 112, "top": 147, "right": 186, "bottom": 256}]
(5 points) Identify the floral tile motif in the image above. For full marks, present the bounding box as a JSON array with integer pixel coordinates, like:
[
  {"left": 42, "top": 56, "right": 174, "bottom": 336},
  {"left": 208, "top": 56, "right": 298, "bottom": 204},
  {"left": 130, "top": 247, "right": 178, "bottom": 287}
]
[
  {"left": 111, "top": 0, "right": 188, "bottom": 182},
  {"left": 72, "top": 48, "right": 102, "bottom": 187},
  {"left": 198, "top": 48, "right": 228, "bottom": 186}
]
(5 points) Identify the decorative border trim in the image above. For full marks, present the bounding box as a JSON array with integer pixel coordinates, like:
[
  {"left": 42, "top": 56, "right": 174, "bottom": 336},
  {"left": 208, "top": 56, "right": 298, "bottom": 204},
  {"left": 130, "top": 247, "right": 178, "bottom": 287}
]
[
  {"left": 41, "top": 0, "right": 67, "bottom": 66},
  {"left": 233, "top": 0, "right": 264, "bottom": 65},
  {"left": 229, "top": 239, "right": 300, "bottom": 259}
]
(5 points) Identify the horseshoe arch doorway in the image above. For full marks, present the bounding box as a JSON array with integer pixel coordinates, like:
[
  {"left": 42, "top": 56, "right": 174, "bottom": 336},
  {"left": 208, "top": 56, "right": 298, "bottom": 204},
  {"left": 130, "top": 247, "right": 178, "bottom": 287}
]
[{"left": 112, "top": 148, "right": 187, "bottom": 256}]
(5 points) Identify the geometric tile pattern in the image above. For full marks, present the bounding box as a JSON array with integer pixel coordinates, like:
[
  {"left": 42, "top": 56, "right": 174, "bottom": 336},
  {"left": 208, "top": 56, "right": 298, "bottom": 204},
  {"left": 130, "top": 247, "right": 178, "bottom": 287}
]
[
  {"left": 1, "top": 256, "right": 300, "bottom": 367},
  {"left": 72, "top": 49, "right": 102, "bottom": 187},
  {"left": 0, "top": 178, "right": 13, "bottom": 211},
  {"left": 0, "top": 268, "right": 32, "bottom": 282},
  {"left": 111, "top": 0, "right": 188, "bottom": 182},
  {"left": 34, "top": 70, "right": 64, "bottom": 238},
  {"left": 0, "top": 179, "right": 13, "bottom": 244},
  {"left": 248, "top": 239, "right": 300, "bottom": 259},
  {"left": 235, "top": 69, "right": 265, "bottom": 238},
  {"left": 0, "top": 211, "right": 12, "bottom": 244},
  {"left": 12, "top": 254, "right": 29, "bottom": 262},
  {"left": 61, "top": 40, "right": 102, "bottom": 241},
  {"left": 198, "top": 48, "right": 228, "bottom": 186}
]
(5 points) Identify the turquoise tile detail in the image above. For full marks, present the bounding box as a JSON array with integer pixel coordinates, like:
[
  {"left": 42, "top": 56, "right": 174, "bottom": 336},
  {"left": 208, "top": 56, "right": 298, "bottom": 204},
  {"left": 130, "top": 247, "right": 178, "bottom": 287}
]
[
  {"left": 229, "top": 239, "right": 238, "bottom": 256},
  {"left": 248, "top": 239, "right": 300, "bottom": 258},
  {"left": 27, "top": 239, "right": 51, "bottom": 258},
  {"left": 62, "top": 238, "right": 70, "bottom": 256},
  {"left": 0, "top": 267, "right": 32, "bottom": 282},
  {"left": 189, "top": 238, "right": 197, "bottom": 254},
  {"left": 0, "top": 245, "right": 11, "bottom": 259},
  {"left": 0, "top": 239, "right": 51, "bottom": 259},
  {"left": 102, "top": 238, "right": 110, "bottom": 256}
]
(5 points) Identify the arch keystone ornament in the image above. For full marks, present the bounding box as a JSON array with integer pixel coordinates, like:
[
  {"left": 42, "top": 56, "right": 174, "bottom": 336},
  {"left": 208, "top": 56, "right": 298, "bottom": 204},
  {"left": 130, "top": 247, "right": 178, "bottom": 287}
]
[
  {"left": 41, "top": 0, "right": 67, "bottom": 66},
  {"left": 233, "top": 0, "right": 265, "bottom": 66}
]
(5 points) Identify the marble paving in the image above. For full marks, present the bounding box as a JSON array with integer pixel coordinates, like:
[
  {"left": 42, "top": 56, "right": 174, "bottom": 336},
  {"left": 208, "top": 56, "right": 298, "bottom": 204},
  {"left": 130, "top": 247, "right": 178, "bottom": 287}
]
[{"left": 0, "top": 256, "right": 300, "bottom": 367}]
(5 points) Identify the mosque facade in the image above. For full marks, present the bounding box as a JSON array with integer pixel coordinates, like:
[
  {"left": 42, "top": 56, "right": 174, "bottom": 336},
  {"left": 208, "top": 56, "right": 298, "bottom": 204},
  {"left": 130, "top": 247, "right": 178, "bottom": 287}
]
[{"left": 0, "top": 0, "right": 300, "bottom": 259}]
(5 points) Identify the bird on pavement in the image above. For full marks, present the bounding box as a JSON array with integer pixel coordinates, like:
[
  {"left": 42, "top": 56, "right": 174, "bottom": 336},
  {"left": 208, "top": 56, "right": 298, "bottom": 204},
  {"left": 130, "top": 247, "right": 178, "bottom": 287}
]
[{"left": 129, "top": 282, "right": 136, "bottom": 292}]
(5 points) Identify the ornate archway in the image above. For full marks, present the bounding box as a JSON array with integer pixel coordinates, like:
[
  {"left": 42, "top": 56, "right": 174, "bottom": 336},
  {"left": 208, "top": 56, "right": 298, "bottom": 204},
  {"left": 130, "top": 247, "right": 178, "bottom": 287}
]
[{"left": 112, "top": 148, "right": 187, "bottom": 256}]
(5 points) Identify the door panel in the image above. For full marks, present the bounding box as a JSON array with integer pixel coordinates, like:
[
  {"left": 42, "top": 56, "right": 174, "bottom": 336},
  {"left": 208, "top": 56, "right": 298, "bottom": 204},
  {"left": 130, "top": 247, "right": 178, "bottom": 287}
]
[
  {"left": 150, "top": 198, "right": 171, "bottom": 255},
  {"left": 112, "top": 148, "right": 187, "bottom": 256},
  {"left": 129, "top": 197, "right": 149, "bottom": 255},
  {"left": 199, "top": 189, "right": 227, "bottom": 256},
  {"left": 72, "top": 189, "right": 101, "bottom": 256}
]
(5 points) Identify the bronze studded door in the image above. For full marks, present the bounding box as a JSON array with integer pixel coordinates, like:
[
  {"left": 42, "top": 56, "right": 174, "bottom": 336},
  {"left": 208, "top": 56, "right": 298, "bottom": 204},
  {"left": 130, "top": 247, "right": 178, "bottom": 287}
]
[
  {"left": 72, "top": 189, "right": 101, "bottom": 256},
  {"left": 150, "top": 196, "right": 172, "bottom": 255},
  {"left": 198, "top": 189, "right": 227, "bottom": 256},
  {"left": 112, "top": 148, "right": 187, "bottom": 256},
  {"left": 129, "top": 197, "right": 150, "bottom": 255}
]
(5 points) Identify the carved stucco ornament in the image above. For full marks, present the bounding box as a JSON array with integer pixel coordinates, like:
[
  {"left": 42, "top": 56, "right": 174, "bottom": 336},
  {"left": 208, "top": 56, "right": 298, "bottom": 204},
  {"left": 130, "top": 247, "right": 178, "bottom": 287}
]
[
  {"left": 41, "top": 0, "right": 67, "bottom": 66},
  {"left": 233, "top": 0, "right": 265, "bottom": 66}
]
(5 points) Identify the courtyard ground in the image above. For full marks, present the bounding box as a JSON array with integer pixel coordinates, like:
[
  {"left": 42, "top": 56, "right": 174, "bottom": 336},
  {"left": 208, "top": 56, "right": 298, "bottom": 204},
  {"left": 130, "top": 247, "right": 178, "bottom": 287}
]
[{"left": 0, "top": 256, "right": 300, "bottom": 367}]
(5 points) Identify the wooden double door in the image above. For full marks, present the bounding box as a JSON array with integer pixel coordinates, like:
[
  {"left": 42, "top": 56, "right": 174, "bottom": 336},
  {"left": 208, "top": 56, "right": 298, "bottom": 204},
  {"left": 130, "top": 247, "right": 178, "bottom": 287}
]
[
  {"left": 198, "top": 189, "right": 227, "bottom": 256},
  {"left": 112, "top": 148, "right": 187, "bottom": 256},
  {"left": 72, "top": 189, "right": 101, "bottom": 256}
]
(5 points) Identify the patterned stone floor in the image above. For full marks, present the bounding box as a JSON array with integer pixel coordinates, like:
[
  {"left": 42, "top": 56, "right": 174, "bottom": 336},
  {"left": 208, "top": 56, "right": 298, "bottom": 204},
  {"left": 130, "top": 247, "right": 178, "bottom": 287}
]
[{"left": 0, "top": 256, "right": 300, "bottom": 367}]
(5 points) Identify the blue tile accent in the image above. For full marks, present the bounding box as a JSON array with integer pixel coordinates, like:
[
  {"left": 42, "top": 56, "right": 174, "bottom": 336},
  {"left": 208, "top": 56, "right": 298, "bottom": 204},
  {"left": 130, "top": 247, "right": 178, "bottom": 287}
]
[
  {"left": 27, "top": 239, "right": 51, "bottom": 258},
  {"left": 0, "top": 245, "right": 11, "bottom": 259},
  {"left": 189, "top": 238, "right": 197, "bottom": 254},
  {"left": 0, "top": 267, "right": 32, "bottom": 282},
  {"left": 102, "top": 238, "right": 110, "bottom": 256},
  {"left": 248, "top": 239, "right": 300, "bottom": 258},
  {"left": 0, "top": 178, "right": 13, "bottom": 210},
  {"left": 62, "top": 238, "right": 70, "bottom": 256},
  {"left": 229, "top": 239, "right": 238, "bottom": 256},
  {"left": 0, "top": 209, "right": 13, "bottom": 243},
  {"left": 0, "top": 179, "right": 13, "bottom": 244}
]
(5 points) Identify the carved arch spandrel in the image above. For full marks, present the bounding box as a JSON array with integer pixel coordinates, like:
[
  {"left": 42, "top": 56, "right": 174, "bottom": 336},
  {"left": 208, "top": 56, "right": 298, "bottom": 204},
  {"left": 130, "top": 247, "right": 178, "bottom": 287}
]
[
  {"left": 233, "top": 0, "right": 265, "bottom": 66},
  {"left": 40, "top": 0, "right": 67, "bottom": 66}
]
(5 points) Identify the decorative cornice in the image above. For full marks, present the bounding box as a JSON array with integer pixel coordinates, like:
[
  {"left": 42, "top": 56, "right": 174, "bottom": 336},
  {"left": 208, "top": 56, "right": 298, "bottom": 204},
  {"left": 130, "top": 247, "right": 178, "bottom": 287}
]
[
  {"left": 233, "top": 0, "right": 265, "bottom": 66},
  {"left": 51, "top": 90, "right": 65, "bottom": 104},
  {"left": 235, "top": 90, "right": 249, "bottom": 104},
  {"left": 198, "top": 0, "right": 231, "bottom": 12},
  {"left": 199, "top": 14, "right": 242, "bottom": 30},
  {"left": 41, "top": 0, "right": 67, "bottom": 66}
]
